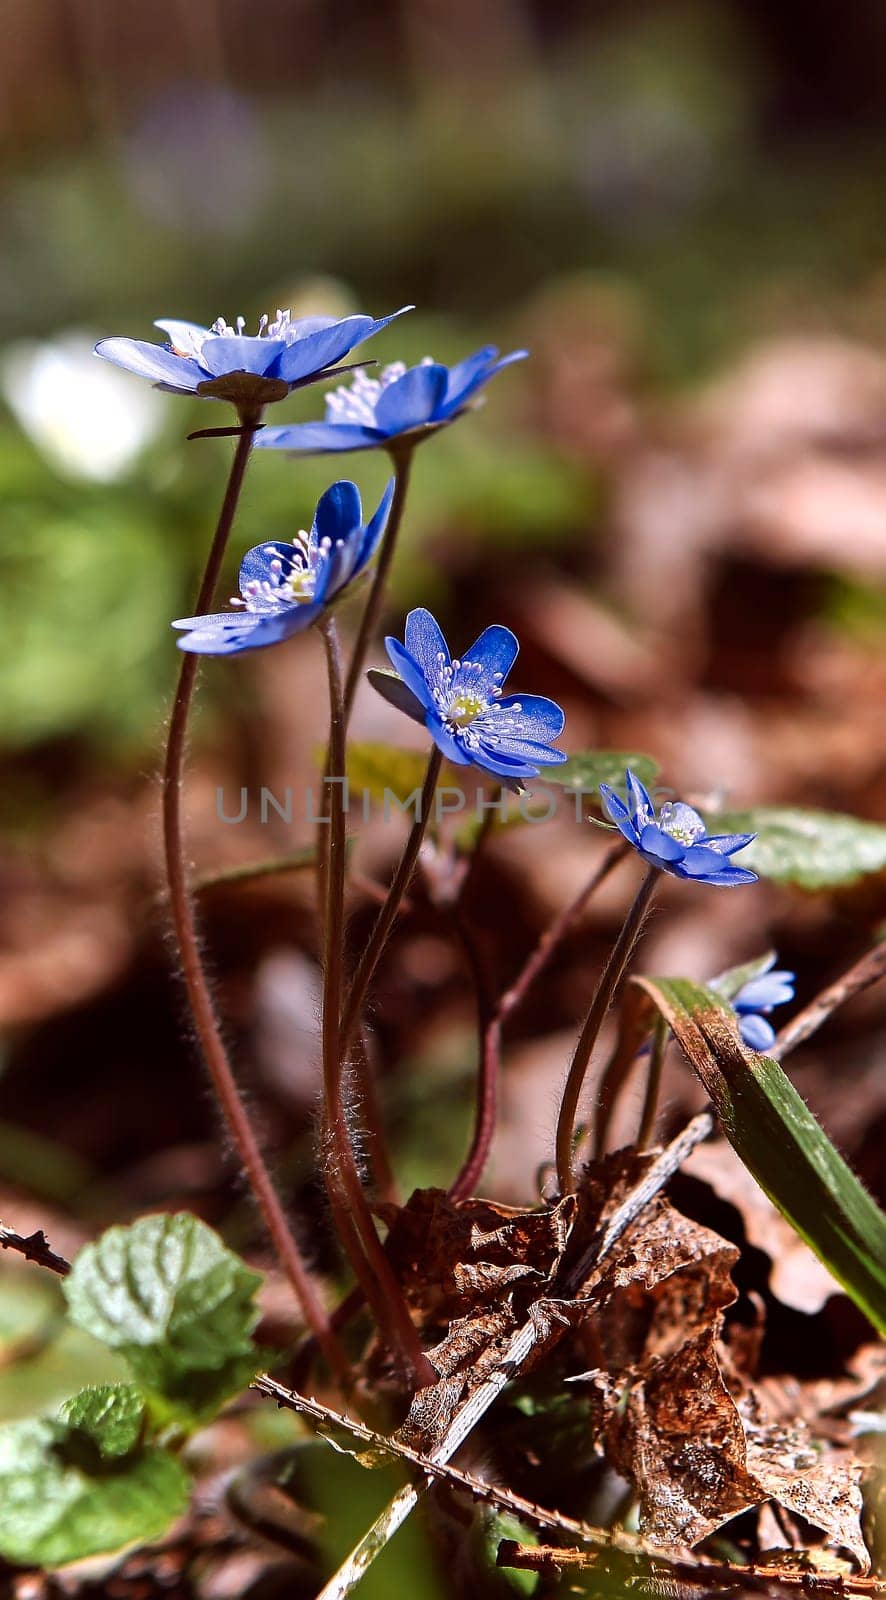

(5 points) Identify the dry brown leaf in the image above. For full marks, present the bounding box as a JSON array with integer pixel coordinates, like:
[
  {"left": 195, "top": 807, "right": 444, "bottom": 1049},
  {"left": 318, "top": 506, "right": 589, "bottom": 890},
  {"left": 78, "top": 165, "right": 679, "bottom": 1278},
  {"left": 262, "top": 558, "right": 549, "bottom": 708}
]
[
  {"left": 684, "top": 1139, "right": 845, "bottom": 1315},
  {"left": 380, "top": 1188, "right": 577, "bottom": 1322}
]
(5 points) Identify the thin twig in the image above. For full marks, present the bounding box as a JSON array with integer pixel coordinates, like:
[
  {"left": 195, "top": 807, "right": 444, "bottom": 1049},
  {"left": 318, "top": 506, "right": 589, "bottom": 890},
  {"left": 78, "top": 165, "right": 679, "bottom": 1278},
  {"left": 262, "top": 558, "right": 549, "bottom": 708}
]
[
  {"left": 259, "top": 1383, "right": 882, "bottom": 1595},
  {"left": 308, "top": 1111, "right": 714, "bottom": 1600},
  {"left": 771, "top": 942, "right": 886, "bottom": 1062},
  {"left": 0, "top": 1224, "right": 71, "bottom": 1276},
  {"left": 496, "top": 1541, "right": 885, "bottom": 1595},
  {"left": 253, "top": 1377, "right": 668, "bottom": 1560}
]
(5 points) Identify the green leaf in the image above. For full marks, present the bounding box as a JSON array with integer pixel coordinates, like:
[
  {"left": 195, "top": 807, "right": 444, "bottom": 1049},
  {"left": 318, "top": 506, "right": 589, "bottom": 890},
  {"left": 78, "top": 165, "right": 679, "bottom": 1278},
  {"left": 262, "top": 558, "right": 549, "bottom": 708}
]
[
  {"left": 63, "top": 1214, "right": 262, "bottom": 1422},
  {"left": 59, "top": 1384, "right": 145, "bottom": 1460},
  {"left": 701, "top": 807, "right": 886, "bottom": 890},
  {"left": 708, "top": 949, "right": 777, "bottom": 1004},
  {"left": 635, "top": 976, "right": 886, "bottom": 1335},
  {"left": 543, "top": 750, "right": 659, "bottom": 797},
  {"left": 0, "top": 1413, "right": 188, "bottom": 1568}
]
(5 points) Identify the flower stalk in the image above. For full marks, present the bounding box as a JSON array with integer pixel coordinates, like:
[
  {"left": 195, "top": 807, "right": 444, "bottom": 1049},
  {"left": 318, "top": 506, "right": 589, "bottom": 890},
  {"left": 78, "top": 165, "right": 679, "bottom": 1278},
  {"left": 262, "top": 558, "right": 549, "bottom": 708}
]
[
  {"left": 319, "top": 618, "right": 434, "bottom": 1389},
  {"left": 342, "top": 446, "right": 413, "bottom": 721},
  {"left": 163, "top": 417, "right": 351, "bottom": 1389},
  {"left": 555, "top": 865, "right": 658, "bottom": 1196},
  {"left": 636, "top": 1015, "right": 669, "bottom": 1150},
  {"left": 339, "top": 745, "right": 444, "bottom": 1058}
]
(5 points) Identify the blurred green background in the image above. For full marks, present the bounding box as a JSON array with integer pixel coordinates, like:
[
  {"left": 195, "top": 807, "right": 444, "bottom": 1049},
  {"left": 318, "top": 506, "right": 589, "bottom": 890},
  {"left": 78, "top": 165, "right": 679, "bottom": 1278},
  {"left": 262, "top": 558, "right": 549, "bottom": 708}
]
[{"left": 3, "top": 0, "right": 886, "bottom": 765}]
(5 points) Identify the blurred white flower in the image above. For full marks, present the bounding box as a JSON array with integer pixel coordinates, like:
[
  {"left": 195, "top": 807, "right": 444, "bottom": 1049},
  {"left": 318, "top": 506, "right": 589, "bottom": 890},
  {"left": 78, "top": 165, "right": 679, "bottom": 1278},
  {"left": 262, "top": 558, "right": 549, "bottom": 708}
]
[{"left": 1, "top": 331, "right": 164, "bottom": 481}]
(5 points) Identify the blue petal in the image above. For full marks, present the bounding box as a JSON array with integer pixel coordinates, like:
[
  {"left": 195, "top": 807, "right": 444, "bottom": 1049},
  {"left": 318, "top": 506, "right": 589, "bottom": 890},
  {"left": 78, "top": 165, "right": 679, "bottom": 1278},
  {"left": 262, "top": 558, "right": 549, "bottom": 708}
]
[
  {"left": 237, "top": 541, "right": 304, "bottom": 610},
  {"left": 354, "top": 477, "right": 395, "bottom": 573},
  {"left": 423, "top": 710, "right": 474, "bottom": 766},
  {"left": 275, "top": 307, "right": 412, "bottom": 384},
  {"left": 626, "top": 770, "right": 656, "bottom": 829},
  {"left": 599, "top": 785, "right": 639, "bottom": 845},
  {"left": 470, "top": 741, "right": 539, "bottom": 779},
  {"left": 312, "top": 480, "right": 363, "bottom": 547},
  {"left": 494, "top": 693, "right": 564, "bottom": 742},
  {"left": 404, "top": 608, "right": 451, "bottom": 685},
  {"left": 153, "top": 319, "right": 209, "bottom": 359},
  {"left": 373, "top": 363, "right": 450, "bottom": 434},
  {"left": 738, "top": 1013, "right": 776, "bottom": 1052},
  {"left": 479, "top": 736, "right": 562, "bottom": 768},
  {"left": 384, "top": 636, "right": 436, "bottom": 712},
  {"left": 702, "top": 833, "right": 758, "bottom": 856},
  {"left": 674, "top": 844, "right": 733, "bottom": 878},
  {"left": 734, "top": 973, "right": 795, "bottom": 1011},
  {"left": 478, "top": 733, "right": 566, "bottom": 765},
  {"left": 255, "top": 422, "right": 385, "bottom": 453},
  {"left": 441, "top": 346, "right": 498, "bottom": 402},
  {"left": 95, "top": 337, "right": 203, "bottom": 392},
  {"left": 172, "top": 610, "right": 244, "bottom": 630},
  {"left": 177, "top": 607, "right": 321, "bottom": 654},
  {"left": 287, "top": 315, "right": 340, "bottom": 336},
  {"left": 440, "top": 348, "right": 528, "bottom": 418},
  {"left": 457, "top": 624, "right": 518, "bottom": 698},
  {"left": 200, "top": 336, "right": 281, "bottom": 377},
  {"left": 639, "top": 823, "right": 686, "bottom": 862},
  {"left": 676, "top": 864, "right": 759, "bottom": 887},
  {"left": 318, "top": 538, "right": 361, "bottom": 601},
  {"left": 274, "top": 318, "right": 371, "bottom": 382}
]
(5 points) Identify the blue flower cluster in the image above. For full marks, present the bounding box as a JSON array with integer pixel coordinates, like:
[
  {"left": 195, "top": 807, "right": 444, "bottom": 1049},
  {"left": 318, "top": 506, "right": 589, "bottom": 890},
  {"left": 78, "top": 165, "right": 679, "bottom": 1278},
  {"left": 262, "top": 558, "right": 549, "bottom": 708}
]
[
  {"left": 370, "top": 608, "right": 566, "bottom": 784},
  {"left": 100, "top": 301, "right": 766, "bottom": 891},
  {"left": 256, "top": 347, "right": 526, "bottom": 454},
  {"left": 600, "top": 770, "right": 758, "bottom": 887},
  {"left": 173, "top": 480, "right": 393, "bottom": 655}
]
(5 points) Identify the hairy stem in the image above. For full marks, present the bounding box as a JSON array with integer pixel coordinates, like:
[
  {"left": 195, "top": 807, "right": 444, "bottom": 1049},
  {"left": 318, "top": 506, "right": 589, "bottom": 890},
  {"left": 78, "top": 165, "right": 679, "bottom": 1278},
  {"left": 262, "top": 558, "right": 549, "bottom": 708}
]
[
  {"left": 340, "top": 747, "right": 443, "bottom": 1057},
  {"left": 555, "top": 866, "right": 658, "bottom": 1195},
  {"left": 342, "top": 447, "right": 413, "bottom": 722},
  {"left": 319, "top": 620, "right": 433, "bottom": 1388},
  {"left": 163, "top": 420, "right": 350, "bottom": 1388},
  {"left": 352, "top": 1029, "right": 399, "bottom": 1206}
]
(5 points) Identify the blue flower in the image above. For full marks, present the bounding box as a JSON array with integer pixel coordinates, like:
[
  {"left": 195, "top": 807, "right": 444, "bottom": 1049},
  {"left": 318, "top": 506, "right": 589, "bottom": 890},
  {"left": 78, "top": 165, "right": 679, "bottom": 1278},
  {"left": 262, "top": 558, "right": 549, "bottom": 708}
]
[
  {"left": 255, "top": 346, "right": 527, "bottom": 454},
  {"left": 729, "top": 957, "right": 796, "bottom": 1051},
  {"left": 172, "top": 479, "right": 393, "bottom": 655},
  {"left": 369, "top": 607, "right": 566, "bottom": 784},
  {"left": 95, "top": 307, "right": 411, "bottom": 408},
  {"left": 599, "top": 770, "right": 758, "bottom": 887}
]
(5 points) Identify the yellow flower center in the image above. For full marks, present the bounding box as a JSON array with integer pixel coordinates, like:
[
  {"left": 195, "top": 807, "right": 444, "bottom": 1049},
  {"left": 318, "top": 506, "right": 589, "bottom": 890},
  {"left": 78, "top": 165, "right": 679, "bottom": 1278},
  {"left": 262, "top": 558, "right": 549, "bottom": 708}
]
[
  {"left": 283, "top": 563, "right": 317, "bottom": 604},
  {"left": 449, "top": 692, "right": 485, "bottom": 727}
]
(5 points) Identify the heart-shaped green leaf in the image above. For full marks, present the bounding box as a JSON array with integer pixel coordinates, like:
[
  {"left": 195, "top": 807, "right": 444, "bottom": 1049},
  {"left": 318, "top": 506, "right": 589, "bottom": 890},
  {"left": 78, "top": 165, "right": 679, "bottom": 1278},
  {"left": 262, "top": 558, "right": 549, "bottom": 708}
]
[
  {"left": 63, "top": 1214, "right": 262, "bottom": 1422},
  {"left": 0, "top": 1410, "right": 187, "bottom": 1568}
]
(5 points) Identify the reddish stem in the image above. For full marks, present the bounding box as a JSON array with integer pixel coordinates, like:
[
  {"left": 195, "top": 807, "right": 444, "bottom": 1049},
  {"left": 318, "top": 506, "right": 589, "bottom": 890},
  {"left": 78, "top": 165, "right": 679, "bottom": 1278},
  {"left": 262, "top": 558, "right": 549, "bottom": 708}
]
[{"left": 163, "top": 418, "right": 351, "bottom": 1389}]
